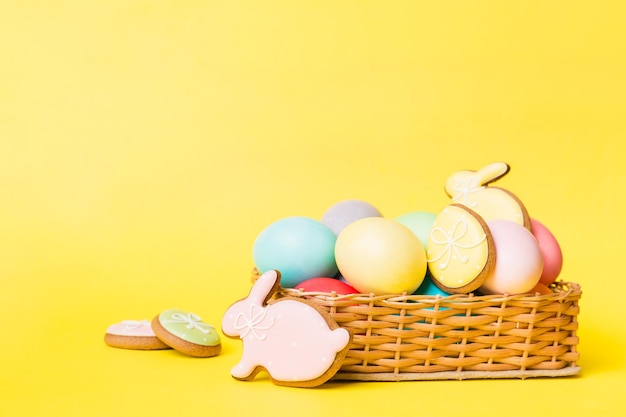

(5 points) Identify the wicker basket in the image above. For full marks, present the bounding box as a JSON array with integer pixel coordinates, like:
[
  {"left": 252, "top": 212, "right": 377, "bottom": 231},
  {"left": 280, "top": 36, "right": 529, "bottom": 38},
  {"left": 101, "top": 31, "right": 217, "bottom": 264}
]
[{"left": 264, "top": 272, "right": 581, "bottom": 381}]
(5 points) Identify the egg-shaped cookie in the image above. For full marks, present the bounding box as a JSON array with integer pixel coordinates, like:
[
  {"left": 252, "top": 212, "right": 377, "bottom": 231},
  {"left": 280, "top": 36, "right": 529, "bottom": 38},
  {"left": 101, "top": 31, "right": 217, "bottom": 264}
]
[{"left": 426, "top": 204, "right": 495, "bottom": 294}]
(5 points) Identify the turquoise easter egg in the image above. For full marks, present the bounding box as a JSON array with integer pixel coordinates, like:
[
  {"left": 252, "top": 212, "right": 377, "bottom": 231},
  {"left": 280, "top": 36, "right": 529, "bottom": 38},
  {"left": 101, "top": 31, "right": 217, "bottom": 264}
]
[
  {"left": 253, "top": 216, "right": 338, "bottom": 288},
  {"left": 395, "top": 211, "right": 437, "bottom": 250}
]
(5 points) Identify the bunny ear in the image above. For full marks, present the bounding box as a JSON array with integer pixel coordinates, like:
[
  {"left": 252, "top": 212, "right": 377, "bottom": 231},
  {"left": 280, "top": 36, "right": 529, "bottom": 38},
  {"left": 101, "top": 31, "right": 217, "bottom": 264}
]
[
  {"left": 475, "top": 162, "right": 510, "bottom": 186},
  {"left": 248, "top": 270, "right": 282, "bottom": 306}
]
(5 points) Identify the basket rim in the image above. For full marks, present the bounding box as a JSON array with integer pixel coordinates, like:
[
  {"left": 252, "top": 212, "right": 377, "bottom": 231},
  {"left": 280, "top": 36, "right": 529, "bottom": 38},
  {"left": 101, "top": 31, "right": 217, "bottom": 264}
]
[{"left": 279, "top": 281, "right": 581, "bottom": 305}]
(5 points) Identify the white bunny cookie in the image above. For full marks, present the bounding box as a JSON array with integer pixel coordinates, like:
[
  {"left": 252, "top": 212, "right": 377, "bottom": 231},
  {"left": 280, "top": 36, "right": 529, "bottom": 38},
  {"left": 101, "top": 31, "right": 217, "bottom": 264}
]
[
  {"left": 222, "top": 270, "right": 351, "bottom": 388},
  {"left": 444, "top": 162, "right": 531, "bottom": 230}
]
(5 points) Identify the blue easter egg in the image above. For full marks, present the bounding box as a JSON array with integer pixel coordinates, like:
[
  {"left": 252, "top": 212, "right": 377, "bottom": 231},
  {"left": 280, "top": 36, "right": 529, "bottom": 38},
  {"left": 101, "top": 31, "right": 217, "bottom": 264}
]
[
  {"left": 414, "top": 275, "right": 452, "bottom": 298},
  {"left": 253, "top": 216, "right": 338, "bottom": 288}
]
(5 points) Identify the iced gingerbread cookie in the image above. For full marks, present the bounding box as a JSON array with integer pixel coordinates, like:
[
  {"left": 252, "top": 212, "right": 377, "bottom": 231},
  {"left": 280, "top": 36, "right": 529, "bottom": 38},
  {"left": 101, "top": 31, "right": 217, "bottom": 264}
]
[
  {"left": 444, "top": 162, "right": 531, "bottom": 230},
  {"left": 222, "top": 270, "right": 352, "bottom": 388},
  {"left": 104, "top": 319, "right": 170, "bottom": 350},
  {"left": 426, "top": 204, "right": 495, "bottom": 294},
  {"left": 151, "top": 309, "right": 221, "bottom": 357}
]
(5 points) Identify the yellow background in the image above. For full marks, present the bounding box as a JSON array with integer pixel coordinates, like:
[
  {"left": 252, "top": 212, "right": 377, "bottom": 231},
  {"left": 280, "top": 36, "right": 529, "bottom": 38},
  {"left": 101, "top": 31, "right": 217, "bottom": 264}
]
[{"left": 1, "top": 1, "right": 625, "bottom": 416}]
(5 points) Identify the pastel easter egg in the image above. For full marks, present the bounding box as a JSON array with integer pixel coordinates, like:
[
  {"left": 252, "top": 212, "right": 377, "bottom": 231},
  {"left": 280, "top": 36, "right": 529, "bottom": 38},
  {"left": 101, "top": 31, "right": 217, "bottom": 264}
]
[
  {"left": 335, "top": 217, "right": 427, "bottom": 295},
  {"left": 253, "top": 217, "right": 338, "bottom": 288},
  {"left": 295, "top": 277, "right": 359, "bottom": 295},
  {"left": 395, "top": 211, "right": 437, "bottom": 250},
  {"left": 321, "top": 199, "right": 383, "bottom": 235},
  {"left": 530, "top": 218, "right": 563, "bottom": 285},
  {"left": 413, "top": 274, "right": 452, "bottom": 311},
  {"left": 529, "top": 282, "right": 554, "bottom": 295},
  {"left": 480, "top": 220, "right": 543, "bottom": 295},
  {"left": 413, "top": 274, "right": 452, "bottom": 298}
]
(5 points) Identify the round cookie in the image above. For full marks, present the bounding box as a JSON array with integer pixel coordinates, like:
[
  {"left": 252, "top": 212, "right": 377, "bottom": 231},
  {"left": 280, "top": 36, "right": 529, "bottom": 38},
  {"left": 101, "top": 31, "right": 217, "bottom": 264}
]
[
  {"left": 104, "top": 319, "right": 170, "bottom": 350},
  {"left": 444, "top": 162, "right": 531, "bottom": 230},
  {"left": 151, "top": 309, "right": 221, "bottom": 357},
  {"left": 426, "top": 204, "right": 495, "bottom": 294}
]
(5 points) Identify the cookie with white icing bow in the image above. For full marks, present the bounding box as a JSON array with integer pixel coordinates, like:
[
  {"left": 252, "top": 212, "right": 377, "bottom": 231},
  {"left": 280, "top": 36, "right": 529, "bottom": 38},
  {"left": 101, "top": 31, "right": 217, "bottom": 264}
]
[
  {"left": 444, "top": 162, "right": 531, "bottom": 230},
  {"left": 151, "top": 308, "right": 221, "bottom": 357},
  {"left": 222, "top": 270, "right": 351, "bottom": 388},
  {"left": 104, "top": 319, "right": 170, "bottom": 350},
  {"left": 426, "top": 204, "right": 495, "bottom": 294}
]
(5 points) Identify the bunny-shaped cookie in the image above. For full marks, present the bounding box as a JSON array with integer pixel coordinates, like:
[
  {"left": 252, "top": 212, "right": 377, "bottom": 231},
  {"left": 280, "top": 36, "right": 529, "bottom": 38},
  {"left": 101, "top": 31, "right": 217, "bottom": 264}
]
[
  {"left": 222, "top": 270, "right": 351, "bottom": 387},
  {"left": 444, "top": 162, "right": 531, "bottom": 230}
]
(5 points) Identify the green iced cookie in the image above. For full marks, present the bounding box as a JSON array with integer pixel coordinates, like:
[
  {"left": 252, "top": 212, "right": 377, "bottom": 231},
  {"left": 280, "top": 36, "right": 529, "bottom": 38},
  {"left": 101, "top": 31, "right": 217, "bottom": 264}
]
[{"left": 152, "top": 308, "right": 221, "bottom": 357}]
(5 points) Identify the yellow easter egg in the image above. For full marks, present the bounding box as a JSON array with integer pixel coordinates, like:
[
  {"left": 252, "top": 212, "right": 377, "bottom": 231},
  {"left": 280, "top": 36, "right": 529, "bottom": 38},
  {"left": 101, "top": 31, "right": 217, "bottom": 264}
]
[{"left": 335, "top": 217, "right": 427, "bottom": 295}]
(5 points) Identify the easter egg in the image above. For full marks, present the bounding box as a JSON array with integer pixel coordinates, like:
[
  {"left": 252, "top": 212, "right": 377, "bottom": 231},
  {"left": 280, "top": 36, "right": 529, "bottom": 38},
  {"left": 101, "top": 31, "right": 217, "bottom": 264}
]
[
  {"left": 253, "top": 216, "right": 338, "bottom": 288},
  {"left": 530, "top": 218, "right": 563, "bottom": 285},
  {"left": 395, "top": 211, "right": 437, "bottom": 250},
  {"left": 335, "top": 217, "right": 427, "bottom": 295},
  {"left": 479, "top": 220, "right": 543, "bottom": 295},
  {"left": 295, "top": 277, "right": 359, "bottom": 295},
  {"left": 529, "top": 282, "right": 554, "bottom": 295},
  {"left": 321, "top": 199, "right": 382, "bottom": 235},
  {"left": 413, "top": 274, "right": 452, "bottom": 298},
  {"left": 413, "top": 274, "right": 452, "bottom": 310}
]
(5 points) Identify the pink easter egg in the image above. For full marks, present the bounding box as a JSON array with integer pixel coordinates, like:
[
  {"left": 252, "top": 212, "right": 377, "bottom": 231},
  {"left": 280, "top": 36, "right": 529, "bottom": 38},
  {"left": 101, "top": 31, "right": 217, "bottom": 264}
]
[
  {"left": 530, "top": 218, "right": 563, "bottom": 285},
  {"left": 295, "top": 277, "right": 359, "bottom": 295},
  {"left": 480, "top": 220, "right": 543, "bottom": 295}
]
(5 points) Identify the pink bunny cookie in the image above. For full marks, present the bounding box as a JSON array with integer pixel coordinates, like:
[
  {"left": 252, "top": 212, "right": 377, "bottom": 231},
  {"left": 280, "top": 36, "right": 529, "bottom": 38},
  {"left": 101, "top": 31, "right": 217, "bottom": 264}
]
[
  {"left": 444, "top": 162, "right": 531, "bottom": 230},
  {"left": 222, "top": 270, "right": 351, "bottom": 388}
]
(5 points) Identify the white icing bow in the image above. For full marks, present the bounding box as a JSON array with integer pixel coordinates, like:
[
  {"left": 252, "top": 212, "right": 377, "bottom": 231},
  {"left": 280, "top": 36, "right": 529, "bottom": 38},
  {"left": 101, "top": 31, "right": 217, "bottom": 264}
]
[
  {"left": 450, "top": 178, "right": 484, "bottom": 207},
  {"left": 234, "top": 304, "right": 275, "bottom": 341},
  {"left": 428, "top": 218, "right": 486, "bottom": 269},
  {"left": 121, "top": 319, "right": 150, "bottom": 330},
  {"left": 163, "top": 312, "right": 213, "bottom": 334}
]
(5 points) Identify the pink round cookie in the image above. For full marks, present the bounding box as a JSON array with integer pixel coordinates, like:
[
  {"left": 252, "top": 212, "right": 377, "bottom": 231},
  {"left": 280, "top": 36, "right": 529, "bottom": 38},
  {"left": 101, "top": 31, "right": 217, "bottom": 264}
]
[
  {"left": 479, "top": 220, "right": 543, "bottom": 295},
  {"left": 531, "top": 218, "right": 563, "bottom": 285},
  {"left": 104, "top": 319, "right": 170, "bottom": 350}
]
